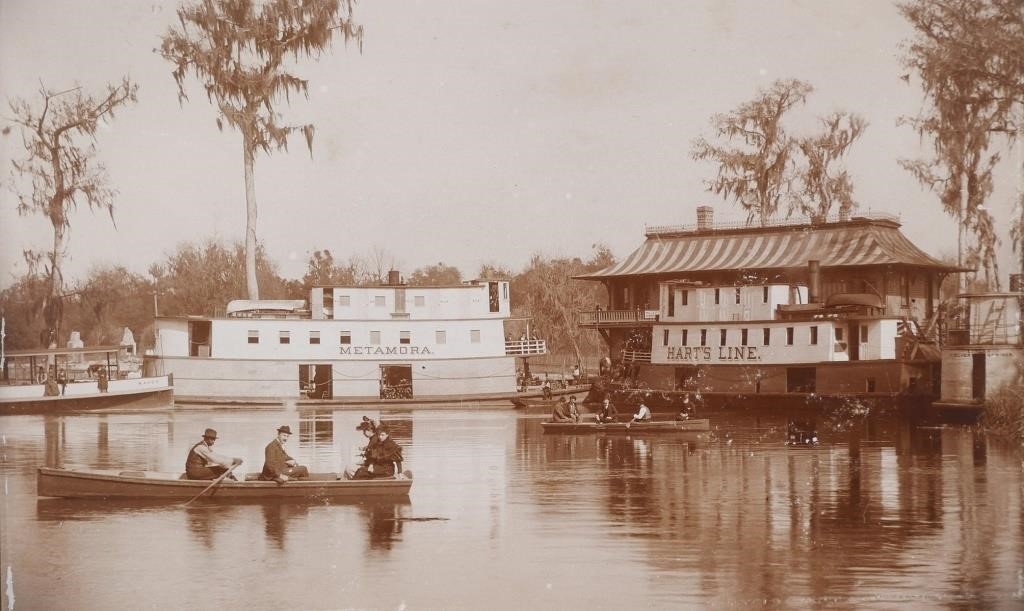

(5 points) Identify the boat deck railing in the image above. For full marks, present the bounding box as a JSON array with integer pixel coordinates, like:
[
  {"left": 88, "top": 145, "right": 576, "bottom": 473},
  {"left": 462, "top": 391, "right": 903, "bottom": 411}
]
[
  {"left": 578, "top": 309, "right": 658, "bottom": 327},
  {"left": 621, "top": 350, "right": 652, "bottom": 363},
  {"left": 505, "top": 339, "right": 547, "bottom": 356}
]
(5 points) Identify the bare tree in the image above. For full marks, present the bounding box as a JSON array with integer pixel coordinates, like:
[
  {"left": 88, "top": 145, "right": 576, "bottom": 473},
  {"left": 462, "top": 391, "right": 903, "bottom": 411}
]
[
  {"left": 691, "top": 78, "right": 813, "bottom": 225},
  {"left": 5, "top": 78, "right": 137, "bottom": 346},
  {"left": 159, "top": 0, "right": 363, "bottom": 300}
]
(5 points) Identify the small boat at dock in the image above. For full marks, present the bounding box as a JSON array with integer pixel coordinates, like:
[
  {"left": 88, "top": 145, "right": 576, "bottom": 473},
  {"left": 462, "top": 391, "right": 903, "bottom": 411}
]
[
  {"left": 37, "top": 467, "right": 412, "bottom": 500},
  {"left": 541, "top": 418, "right": 711, "bottom": 434}
]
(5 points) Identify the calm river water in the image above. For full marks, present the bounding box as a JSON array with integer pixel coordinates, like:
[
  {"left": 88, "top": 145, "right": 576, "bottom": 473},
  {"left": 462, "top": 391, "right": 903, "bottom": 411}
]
[{"left": 2, "top": 399, "right": 1022, "bottom": 610}]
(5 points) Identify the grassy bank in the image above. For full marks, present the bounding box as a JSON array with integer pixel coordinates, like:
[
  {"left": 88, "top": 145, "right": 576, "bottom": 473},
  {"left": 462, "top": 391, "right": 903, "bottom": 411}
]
[{"left": 982, "top": 386, "right": 1024, "bottom": 444}]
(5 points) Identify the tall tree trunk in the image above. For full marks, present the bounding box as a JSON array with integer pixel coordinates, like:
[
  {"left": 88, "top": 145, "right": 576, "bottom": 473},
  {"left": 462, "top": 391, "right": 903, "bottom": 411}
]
[
  {"left": 243, "top": 139, "right": 260, "bottom": 300},
  {"left": 959, "top": 169, "right": 969, "bottom": 293},
  {"left": 46, "top": 221, "right": 66, "bottom": 348}
]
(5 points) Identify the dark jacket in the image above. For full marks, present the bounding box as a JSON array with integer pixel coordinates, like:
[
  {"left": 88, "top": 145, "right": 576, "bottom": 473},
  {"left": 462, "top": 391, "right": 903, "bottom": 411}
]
[
  {"left": 367, "top": 437, "right": 403, "bottom": 477},
  {"left": 261, "top": 439, "right": 294, "bottom": 479}
]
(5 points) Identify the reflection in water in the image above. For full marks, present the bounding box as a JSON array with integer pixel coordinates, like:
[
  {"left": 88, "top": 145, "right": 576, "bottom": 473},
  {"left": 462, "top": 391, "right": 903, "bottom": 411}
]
[
  {"left": 261, "top": 502, "right": 312, "bottom": 550},
  {"left": 8, "top": 405, "right": 1024, "bottom": 608}
]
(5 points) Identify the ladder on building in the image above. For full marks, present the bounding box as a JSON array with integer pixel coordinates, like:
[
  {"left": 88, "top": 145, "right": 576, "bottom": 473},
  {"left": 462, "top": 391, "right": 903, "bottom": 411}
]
[{"left": 976, "top": 300, "right": 1006, "bottom": 344}]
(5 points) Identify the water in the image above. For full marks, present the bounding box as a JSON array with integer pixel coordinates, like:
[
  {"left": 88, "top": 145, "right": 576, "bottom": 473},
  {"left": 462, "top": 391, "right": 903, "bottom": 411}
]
[{"left": 2, "top": 400, "right": 1022, "bottom": 609}]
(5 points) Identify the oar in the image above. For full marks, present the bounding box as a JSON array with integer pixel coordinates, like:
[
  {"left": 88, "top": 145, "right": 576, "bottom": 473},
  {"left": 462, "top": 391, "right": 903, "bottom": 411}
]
[{"left": 183, "top": 464, "right": 238, "bottom": 506}]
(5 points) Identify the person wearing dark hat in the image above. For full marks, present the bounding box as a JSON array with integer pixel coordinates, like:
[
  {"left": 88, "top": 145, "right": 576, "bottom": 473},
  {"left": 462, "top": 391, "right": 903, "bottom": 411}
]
[
  {"left": 260, "top": 425, "right": 309, "bottom": 483},
  {"left": 351, "top": 423, "right": 405, "bottom": 480},
  {"left": 185, "top": 428, "right": 242, "bottom": 480}
]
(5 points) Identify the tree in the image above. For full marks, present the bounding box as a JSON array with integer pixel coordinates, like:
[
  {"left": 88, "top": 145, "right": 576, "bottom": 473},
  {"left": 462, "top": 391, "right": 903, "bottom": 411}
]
[
  {"left": 898, "top": 0, "right": 1018, "bottom": 290},
  {"left": 160, "top": 0, "right": 363, "bottom": 300},
  {"left": 408, "top": 263, "right": 462, "bottom": 286},
  {"left": 691, "top": 79, "right": 813, "bottom": 225},
  {"left": 794, "top": 112, "right": 868, "bottom": 221},
  {"left": 302, "top": 249, "right": 358, "bottom": 290},
  {"left": 5, "top": 78, "right": 138, "bottom": 347},
  {"left": 477, "top": 263, "right": 514, "bottom": 280}
]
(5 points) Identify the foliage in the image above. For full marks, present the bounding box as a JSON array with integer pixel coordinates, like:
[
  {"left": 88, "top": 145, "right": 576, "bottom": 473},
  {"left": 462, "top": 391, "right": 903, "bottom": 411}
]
[
  {"left": 302, "top": 249, "right": 359, "bottom": 291},
  {"left": 477, "top": 263, "right": 514, "bottom": 280},
  {"left": 408, "top": 263, "right": 462, "bottom": 286},
  {"left": 899, "top": 0, "right": 1024, "bottom": 288},
  {"left": 691, "top": 79, "right": 813, "bottom": 225},
  {"left": 982, "top": 385, "right": 1024, "bottom": 443},
  {"left": 5, "top": 78, "right": 138, "bottom": 346},
  {"left": 159, "top": 0, "right": 363, "bottom": 300},
  {"left": 794, "top": 112, "right": 868, "bottom": 221},
  {"left": 510, "top": 245, "right": 614, "bottom": 367},
  {"left": 149, "top": 238, "right": 297, "bottom": 317}
]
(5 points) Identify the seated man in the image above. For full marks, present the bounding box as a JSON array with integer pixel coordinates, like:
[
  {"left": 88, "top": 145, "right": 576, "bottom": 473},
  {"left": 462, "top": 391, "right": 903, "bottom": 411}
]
[
  {"left": 550, "top": 397, "right": 574, "bottom": 422},
  {"left": 185, "top": 428, "right": 242, "bottom": 480},
  {"left": 567, "top": 396, "right": 580, "bottom": 423},
  {"left": 260, "top": 425, "right": 309, "bottom": 483},
  {"left": 596, "top": 397, "right": 618, "bottom": 423},
  {"left": 351, "top": 424, "right": 405, "bottom": 479},
  {"left": 542, "top": 378, "right": 553, "bottom": 399},
  {"left": 631, "top": 402, "right": 653, "bottom": 423}
]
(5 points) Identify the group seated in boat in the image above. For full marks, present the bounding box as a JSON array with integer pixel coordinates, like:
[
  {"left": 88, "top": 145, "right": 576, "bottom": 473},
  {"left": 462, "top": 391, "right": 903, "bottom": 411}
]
[{"left": 549, "top": 397, "right": 580, "bottom": 423}]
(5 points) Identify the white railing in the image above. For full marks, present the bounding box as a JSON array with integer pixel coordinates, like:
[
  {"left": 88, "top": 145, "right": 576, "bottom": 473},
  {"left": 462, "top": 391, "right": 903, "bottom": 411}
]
[
  {"left": 505, "top": 339, "right": 547, "bottom": 356},
  {"left": 578, "top": 310, "right": 656, "bottom": 326},
  {"left": 645, "top": 211, "right": 900, "bottom": 237},
  {"left": 621, "top": 350, "right": 651, "bottom": 363}
]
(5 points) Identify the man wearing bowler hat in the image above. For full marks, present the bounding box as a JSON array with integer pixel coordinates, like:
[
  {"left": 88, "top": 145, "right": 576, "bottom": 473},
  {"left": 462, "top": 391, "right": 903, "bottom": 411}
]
[
  {"left": 185, "top": 428, "right": 242, "bottom": 480},
  {"left": 260, "top": 425, "right": 309, "bottom": 483}
]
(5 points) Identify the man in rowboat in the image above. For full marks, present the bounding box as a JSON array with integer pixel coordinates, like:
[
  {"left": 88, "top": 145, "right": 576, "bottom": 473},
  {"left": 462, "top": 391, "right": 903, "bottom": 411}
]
[
  {"left": 630, "top": 402, "right": 653, "bottom": 424},
  {"left": 260, "top": 425, "right": 309, "bottom": 484},
  {"left": 185, "top": 428, "right": 242, "bottom": 481},
  {"left": 596, "top": 397, "right": 617, "bottom": 424},
  {"left": 550, "top": 397, "right": 573, "bottom": 422}
]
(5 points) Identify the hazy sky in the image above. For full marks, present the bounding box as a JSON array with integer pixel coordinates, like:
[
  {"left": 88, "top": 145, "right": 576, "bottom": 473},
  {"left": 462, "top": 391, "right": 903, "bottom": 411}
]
[{"left": 0, "top": 0, "right": 1019, "bottom": 290}]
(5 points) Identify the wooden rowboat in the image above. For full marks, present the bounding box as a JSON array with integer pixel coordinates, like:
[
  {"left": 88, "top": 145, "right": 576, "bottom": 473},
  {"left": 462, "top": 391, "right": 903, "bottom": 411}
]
[
  {"left": 37, "top": 467, "right": 412, "bottom": 500},
  {"left": 541, "top": 418, "right": 711, "bottom": 434}
]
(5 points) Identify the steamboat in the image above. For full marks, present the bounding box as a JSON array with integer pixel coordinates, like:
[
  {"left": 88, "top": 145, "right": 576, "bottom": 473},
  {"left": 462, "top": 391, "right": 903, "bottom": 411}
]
[
  {"left": 148, "top": 273, "right": 547, "bottom": 402},
  {"left": 575, "top": 207, "right": 962, "bottom": 407}
]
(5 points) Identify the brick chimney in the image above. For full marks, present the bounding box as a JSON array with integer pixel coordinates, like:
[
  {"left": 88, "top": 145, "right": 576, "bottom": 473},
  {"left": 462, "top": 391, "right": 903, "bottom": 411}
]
[{"left": 696, "top": 206, "right": 714, "bottom": 230}]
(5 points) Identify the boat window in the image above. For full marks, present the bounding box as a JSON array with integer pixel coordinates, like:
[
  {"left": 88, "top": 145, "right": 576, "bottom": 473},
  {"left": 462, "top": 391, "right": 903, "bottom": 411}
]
[
  {"left": 370, "top": 331, "right": 381, "bottom": 345},
  {"left": 836, "top": 327, "right": 844, "bottom": 341},
  {"left": 414, "top": 295, "right": 425, "bottom": 307},
  {"left": 786, "top": 327, "right": 794, "bottom": 345},
  {"left": 735, "top": 287, "right": 741, "bottom": 304},
  {"left": 763, "top": 286, "right": 769, "bottom": 303},
  {"left": 470, "top": 329, "right": 481, "bottom": 343},
  {"left": 340, "top": 331, "right": 351, "bottom": 345},
  {"left": 700, "top": 329, "right": 707, "bottom": 346},
  {"left": 436, "top": 330, "right": 446, "bottom": 344},
  {"left": 741, "top": 328, "right": 748, "bottom": 346},
  {"left": 719, "top": 329, "right": 727, "bottom": 346},
  {"left": 374, "top": 296, "right": 385, "bottom": 307},
  {"left": 400, "top": 331, "right": 411, "bottom": 345},
  {"left": 338, "top": 295, "right": 351, "bottom": 307},
  {"left": 663, "top": 329, "right": 670, "bottom": 346},
  {"left": 247, "top": 330, "right": 259, "bottom": 344},
  {"left": 763, "top": 328, "right": 771, "bottom": 346},
  {"left": 860, "top": 325, "right": 869, "bottom": 343},
  {"left": 681, "top": 329, "right": 688, "bottom": 346},
  {"left": 279, "top": 331, "right": 290, "bottom": 345},
  {"left": 714, "top": 288, "right": 720, "bottom": 305},
  {"left": 809, "top": 326, "right": 818, "bottom": 345},
  {"left": 667, "top": 290, "right": 675, "bottom": 317},
  {"left": 309, "top": 330, "right": 320, "bottom": 345},
  {"left": 681, "top": 290, "right": 689, "bottom": 306}
]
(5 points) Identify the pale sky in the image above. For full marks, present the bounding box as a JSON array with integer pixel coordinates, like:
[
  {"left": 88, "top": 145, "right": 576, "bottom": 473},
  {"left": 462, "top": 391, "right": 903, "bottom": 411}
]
[{"left": 0, "top": 0, "right": 1019, "bottom": 290}]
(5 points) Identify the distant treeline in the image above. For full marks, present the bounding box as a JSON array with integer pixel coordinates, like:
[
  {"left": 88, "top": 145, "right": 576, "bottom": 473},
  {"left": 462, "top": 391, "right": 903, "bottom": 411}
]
[{"left": 0, "top": 238, "right": 612, "bottom": 363}]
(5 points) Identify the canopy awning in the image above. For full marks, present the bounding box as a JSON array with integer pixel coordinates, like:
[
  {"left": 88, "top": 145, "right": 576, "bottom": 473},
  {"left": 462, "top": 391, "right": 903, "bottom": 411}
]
[{"left": 577, "top": 218, "right": 964, "bottom": 279}]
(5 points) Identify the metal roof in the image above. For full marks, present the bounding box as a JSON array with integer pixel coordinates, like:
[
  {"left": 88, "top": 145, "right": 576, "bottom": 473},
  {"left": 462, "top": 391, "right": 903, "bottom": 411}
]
[{"left": 577, "top": 217, "right": 964, "bottom": 279}]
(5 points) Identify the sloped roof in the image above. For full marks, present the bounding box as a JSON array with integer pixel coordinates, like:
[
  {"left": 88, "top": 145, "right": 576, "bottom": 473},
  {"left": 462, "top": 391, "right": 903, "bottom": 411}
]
[{"left": 577, "top": 217, "right": 962, "bottom": 279}]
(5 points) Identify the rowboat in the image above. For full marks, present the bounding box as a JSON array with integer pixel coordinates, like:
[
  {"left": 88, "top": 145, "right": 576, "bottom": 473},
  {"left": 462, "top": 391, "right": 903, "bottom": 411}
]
[
  {"left": 37, "top": 467, "right": 412, "bottom": 500},
  {"left": 541, "top": 418, "right": 711, "bottom": 434}
]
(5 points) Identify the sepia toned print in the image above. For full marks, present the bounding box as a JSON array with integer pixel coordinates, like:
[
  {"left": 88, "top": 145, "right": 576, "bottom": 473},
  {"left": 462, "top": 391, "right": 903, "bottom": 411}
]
[{"left": 1, "top": 1, "right": 1022, "bottom": 609}]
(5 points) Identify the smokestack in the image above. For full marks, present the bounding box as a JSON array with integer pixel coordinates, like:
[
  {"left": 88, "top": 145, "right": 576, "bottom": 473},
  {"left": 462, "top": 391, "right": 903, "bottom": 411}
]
[
  {"left": 387, "top": 270, "right": 401, "bottom": 286},
  {"left": 808, "top": 260, "right": 821, "bottom": 304},
  {"left": 1010, "top": 273, "right": 1022, "bottom": 293},
  {"left": 696, "top": 206, "right": 714, "bottom": 231}
]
